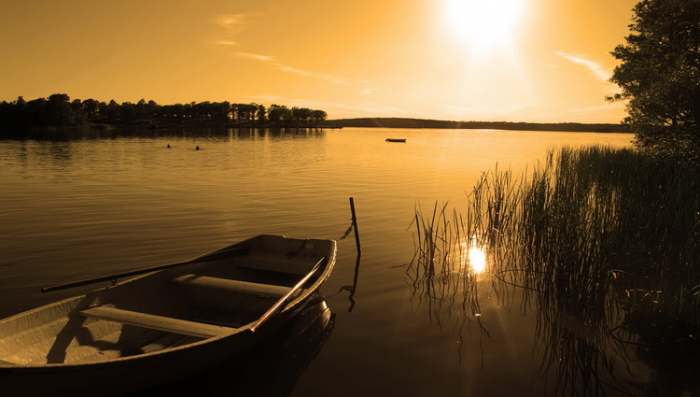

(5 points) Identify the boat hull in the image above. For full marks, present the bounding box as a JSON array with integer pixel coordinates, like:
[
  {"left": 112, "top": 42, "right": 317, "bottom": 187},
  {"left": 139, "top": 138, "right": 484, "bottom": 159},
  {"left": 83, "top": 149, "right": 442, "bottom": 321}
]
[
  {"left": 0, "top": 235, "right": 336, "bottom": 396},
  {"left": 0, "top": 307, "right": 301, "bottom": 396}
]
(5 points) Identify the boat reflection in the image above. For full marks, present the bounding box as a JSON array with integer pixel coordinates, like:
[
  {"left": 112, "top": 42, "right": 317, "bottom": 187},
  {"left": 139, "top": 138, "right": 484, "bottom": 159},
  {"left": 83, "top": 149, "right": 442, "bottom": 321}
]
[{"left": 139, "top": 296, "right": 335, "bottom": 396}]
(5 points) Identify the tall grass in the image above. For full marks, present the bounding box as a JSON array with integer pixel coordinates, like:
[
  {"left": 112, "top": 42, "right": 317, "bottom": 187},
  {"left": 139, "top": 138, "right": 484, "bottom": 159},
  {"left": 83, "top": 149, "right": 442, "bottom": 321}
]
[{"left": 408, "top": 146, "right": 699, "bottom": 394}]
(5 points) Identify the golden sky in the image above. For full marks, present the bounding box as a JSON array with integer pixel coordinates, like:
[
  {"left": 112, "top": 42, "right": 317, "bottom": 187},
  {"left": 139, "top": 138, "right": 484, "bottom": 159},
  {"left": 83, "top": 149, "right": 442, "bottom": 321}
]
[{"left": 0, "top": 0, "right": 637, "bottom": 122}]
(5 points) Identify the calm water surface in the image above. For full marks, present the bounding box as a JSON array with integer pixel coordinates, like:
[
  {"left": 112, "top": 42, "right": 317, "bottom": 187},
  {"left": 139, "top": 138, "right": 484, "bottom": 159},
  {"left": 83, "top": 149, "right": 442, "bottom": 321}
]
[{"left": 1, "top": 128, "right": 643, "bottom": 396}]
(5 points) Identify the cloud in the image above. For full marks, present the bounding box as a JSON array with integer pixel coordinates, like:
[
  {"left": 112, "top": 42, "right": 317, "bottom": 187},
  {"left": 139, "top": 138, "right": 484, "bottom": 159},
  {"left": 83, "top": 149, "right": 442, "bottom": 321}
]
[
  {"left": 277, "top": 66, "right": 348, "bottom": 85},
  {"left": 361, "top": 87, "right": 376, "bottom": 96},
  {"left": 556, "top": 51, "right": 611, "bottom": 81},
  {"left": 216, "top": 40, "right": 239, "bottom": 47},
  {"left": 216, "top": 13, "right": 250, "bottom": 32},
  {"left": 235, "top": 52, "right": 349, "bottom": 85},
  {"left": 215, "top": 12, "right": 352, "bottom": 87},
  {"left": 277, "top": 65, "right": 313, "bottom": 78},
  {"left": 214, "top": 13, "right": 256, "bottom": 46},
  {"left": 277, "top": 65, "right": 348, "bottom": 85},
  {"left": 235, "top": 51, "right": 275, "bottom": 62},
  {"left": 245, "top": 95, "right": 408, "bottom": 116}
]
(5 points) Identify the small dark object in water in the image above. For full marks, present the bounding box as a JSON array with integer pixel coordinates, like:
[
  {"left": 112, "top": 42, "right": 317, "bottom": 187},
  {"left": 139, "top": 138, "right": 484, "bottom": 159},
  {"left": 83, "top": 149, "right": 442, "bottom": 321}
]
[
  {"left": 385, "top": 138, "right": 406, "bottom": 143},
  {"left": 166, "top": 144, "right": 171, "bottom": 149},
  {"left": 196, "top": 145, "right": 200, "bottom": 151}
]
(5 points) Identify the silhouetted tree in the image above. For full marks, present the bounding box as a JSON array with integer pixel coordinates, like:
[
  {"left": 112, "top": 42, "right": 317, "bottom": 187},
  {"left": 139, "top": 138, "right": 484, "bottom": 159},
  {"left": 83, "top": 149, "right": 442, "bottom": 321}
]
[
  {"left": 219, "top": 101, "right": 232, "bottom": 121},
  {"left": 0, "top": 94, "right": 329, "bottom": 131},
  {"left": 46, "top": 94, "right": 74, "bottom": 126},
  {"left": 255, "top": 104, "right": 266, "bottom": 123},
  {"left": 310, "top": 110, "right": 327, "bottom": 123},
  {"left": 234, "top": 103, "right": 258, "bottom": 124},
  {"left": 82, "top": 99, "right": 99, "bottom": 119},
  {"left": 146, "top": 100, "right": 158, "bottom": 117},
  {"left": 291, "top": 107, "right": 312, "bottom": 125},
  {"left": 121, "top": 102, "right": 137, "bottom": 123},
  {"left": 267, "top": 104, "right": 290, "bottom": 125},
  {"left": 610, "top": 0, "right": 700, "bottom": 155},
  {"left": 106, "top": 100, "right": 121, "bottom": 121}
]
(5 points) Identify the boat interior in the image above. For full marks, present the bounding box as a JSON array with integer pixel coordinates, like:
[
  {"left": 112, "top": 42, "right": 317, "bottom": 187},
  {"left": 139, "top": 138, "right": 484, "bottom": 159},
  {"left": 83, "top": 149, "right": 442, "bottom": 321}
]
[{"left": 0, "top": 235, "right": 335, "bottom": 366}]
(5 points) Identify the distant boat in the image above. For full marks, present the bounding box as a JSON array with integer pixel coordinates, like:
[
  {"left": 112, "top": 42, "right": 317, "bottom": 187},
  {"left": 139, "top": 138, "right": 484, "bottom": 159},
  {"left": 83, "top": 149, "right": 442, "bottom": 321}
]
[
  {"left": 385, "top": 138, "right": 407, "bottom": 143},
  {"left": 0, "top": 234, "right": 337, "bottom": 395}
]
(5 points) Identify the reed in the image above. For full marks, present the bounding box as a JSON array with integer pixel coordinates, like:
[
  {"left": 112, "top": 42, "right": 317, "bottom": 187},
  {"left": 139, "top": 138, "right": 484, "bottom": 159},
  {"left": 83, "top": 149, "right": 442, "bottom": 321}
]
[{"left": 408, "top": 145, "right": 700, "bottom": 394}]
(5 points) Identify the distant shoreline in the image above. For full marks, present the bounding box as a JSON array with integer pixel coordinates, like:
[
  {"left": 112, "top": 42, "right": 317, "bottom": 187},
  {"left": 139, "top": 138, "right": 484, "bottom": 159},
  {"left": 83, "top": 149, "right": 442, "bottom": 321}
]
[
  {"left": 0, "top": 118, "right": 632, "bottom": 137},
  {"left": 0, "top": 94, "right": 328, "bottom": 136},
  {"left": 322, "top": 118, "right": 631, "bottom": 133}
]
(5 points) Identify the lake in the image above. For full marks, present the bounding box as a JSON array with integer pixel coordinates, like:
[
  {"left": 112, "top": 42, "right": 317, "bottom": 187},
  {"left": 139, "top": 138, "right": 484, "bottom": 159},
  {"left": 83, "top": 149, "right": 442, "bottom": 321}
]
[{"left": 1, "top": 127, "right": 650, "bottom": 396}]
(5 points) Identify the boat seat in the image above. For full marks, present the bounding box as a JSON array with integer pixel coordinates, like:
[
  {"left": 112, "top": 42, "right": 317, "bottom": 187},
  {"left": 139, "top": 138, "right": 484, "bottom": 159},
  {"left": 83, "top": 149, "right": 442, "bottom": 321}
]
[
  {"left": 172, "top": 274, "right": 292, "bottom": 298},
  {"left": 80, "top": 306, "right": 236, "bottom": 339}
]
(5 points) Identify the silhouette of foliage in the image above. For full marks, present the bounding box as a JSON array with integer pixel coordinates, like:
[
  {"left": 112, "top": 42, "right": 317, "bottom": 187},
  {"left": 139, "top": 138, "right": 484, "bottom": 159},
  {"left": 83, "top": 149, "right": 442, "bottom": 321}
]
[
  {"left": 0, "top": 94, "right": 327, "bottom": 132},
  {"left": 325, "top": 118, "right": 630, "bottom": 133},
  {"left": 610, "top": 0, "right": 700, "bottom": 156}
]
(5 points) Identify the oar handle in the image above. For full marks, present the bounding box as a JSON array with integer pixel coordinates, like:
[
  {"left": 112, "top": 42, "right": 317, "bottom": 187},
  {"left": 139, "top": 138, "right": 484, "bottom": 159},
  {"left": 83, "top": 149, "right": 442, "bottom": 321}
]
[{"left": 250, "top": 257, "right": 326, "bottom": 333}]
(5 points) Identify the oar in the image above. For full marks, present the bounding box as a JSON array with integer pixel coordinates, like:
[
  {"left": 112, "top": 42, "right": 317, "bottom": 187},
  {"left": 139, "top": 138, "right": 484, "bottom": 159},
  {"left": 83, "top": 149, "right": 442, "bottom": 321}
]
[
  {"left": 250, "top": 256, "right": 326, "bottom": 333},
  {"left": 41, "top": 245, "right": 248, "bottom": 293}
]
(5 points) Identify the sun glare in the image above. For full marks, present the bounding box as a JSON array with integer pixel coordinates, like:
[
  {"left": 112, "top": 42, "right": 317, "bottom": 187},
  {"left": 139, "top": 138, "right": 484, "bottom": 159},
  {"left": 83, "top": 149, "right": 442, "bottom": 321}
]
[
  {"left": 459, "top": 236, "right": 488, "bottom": 274},
  {"left": 468, "top": 242, "right": 487, "bottom": 274},
  {"left": 445, "top": 0, "right": 524, "bottom": 53}
]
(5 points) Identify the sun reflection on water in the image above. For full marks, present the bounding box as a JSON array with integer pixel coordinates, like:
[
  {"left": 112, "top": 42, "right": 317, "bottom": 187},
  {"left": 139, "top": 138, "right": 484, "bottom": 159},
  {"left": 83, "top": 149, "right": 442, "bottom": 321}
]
[
  {"left": 459, "top": 236, "right": 487, "bottom": 274},
  {"left": 468, "top": 243, "right": 487, "bottom": 274}
]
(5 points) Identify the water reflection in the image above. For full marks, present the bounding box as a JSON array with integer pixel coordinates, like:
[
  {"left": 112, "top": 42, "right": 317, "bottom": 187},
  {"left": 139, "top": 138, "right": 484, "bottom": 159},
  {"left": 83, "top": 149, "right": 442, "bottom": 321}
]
[
  {"left": 409, "top": 147, "right": 700, "bottom": 396},
  {"left": 337, "top": 253, "right": 362, "bottom": 312},
  {"left": 0, "top": 127, "right": 327, "bottom": 142},
  {"left": 407, "top": 204, "right": 490, "bottom": 361},
  {"left": 0, "top": 129, "right": 640, "bottom": 396},
  {"left": 409, "top": 210, "right": 644, "bottom": 395},
  {"left": 465, "top": 237, "right": 487, "bottom": 275}
]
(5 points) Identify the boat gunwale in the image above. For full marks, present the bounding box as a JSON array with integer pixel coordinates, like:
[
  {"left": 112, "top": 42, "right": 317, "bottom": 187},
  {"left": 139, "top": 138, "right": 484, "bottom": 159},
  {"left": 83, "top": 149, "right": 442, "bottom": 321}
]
[{"left": 0, "top": 235, "right": 337, "bottom": 371}]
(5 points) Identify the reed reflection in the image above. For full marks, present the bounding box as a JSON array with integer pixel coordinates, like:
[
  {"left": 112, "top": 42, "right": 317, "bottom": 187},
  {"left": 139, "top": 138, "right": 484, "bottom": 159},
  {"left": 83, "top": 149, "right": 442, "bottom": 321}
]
[{"left": 407, "top": 203, "right": 491, "bottom": 360}]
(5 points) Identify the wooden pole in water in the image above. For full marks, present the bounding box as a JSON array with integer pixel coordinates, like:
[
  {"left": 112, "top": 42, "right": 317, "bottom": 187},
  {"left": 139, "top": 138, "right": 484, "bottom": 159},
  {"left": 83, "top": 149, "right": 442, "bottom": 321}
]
[{"left": 349, "top": 197, "right": 362, "bottom": 255}]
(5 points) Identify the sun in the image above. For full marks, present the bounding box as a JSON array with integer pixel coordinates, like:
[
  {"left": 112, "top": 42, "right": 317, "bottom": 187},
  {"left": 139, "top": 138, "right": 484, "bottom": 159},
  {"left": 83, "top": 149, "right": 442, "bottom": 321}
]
[{"left": 445, "top": 0, "right": 524, "bottom": 53}]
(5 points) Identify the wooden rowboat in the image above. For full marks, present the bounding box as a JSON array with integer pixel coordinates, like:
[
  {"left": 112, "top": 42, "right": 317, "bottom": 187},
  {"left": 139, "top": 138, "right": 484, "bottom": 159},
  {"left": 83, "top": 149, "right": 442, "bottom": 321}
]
[
  {"left": 156, "top": 296, "right": 336, "bottom": 395},
  {"left": 385, "top": 138, "right": 406, "bottom": 143},
  {"left": 0, "top": 234, "right": 337, "bottom": 395}
]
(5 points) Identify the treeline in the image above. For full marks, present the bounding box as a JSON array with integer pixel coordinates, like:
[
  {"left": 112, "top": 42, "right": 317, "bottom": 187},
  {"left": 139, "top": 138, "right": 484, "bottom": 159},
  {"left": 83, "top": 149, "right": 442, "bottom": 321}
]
[
  {"left": 323, "top": 118, "right": 631, "bottom": 133},
  {"left": 0, "top": 94, "right": 328, "bottom": 130}
]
